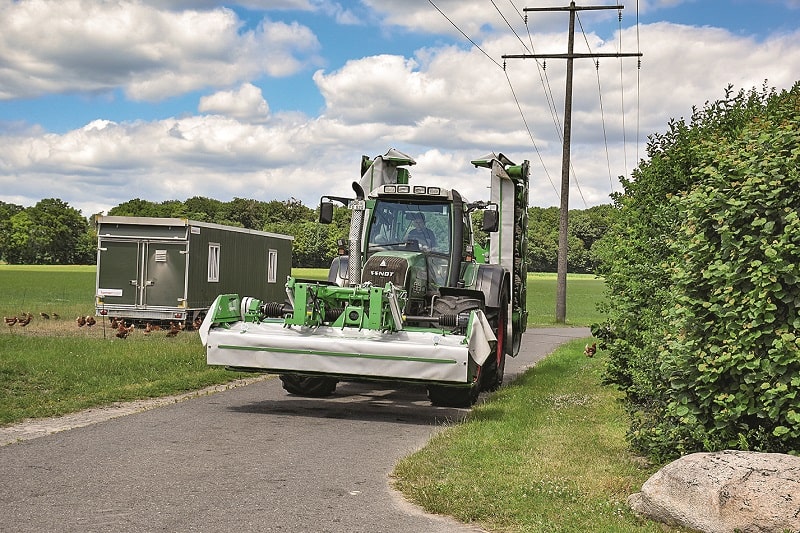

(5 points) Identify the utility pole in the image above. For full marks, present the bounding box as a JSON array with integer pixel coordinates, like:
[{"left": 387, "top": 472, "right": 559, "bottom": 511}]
[{"left": 503, "top": 2, "right": 641, "bottom": 323}]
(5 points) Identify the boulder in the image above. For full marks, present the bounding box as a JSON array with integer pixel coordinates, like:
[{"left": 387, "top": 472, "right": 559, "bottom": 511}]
[{"left": 628, "top": 450, "right": 800, "bottom": 533}]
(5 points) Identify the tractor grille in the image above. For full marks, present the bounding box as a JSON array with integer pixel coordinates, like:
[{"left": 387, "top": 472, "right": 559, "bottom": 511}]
[{"left": 362, "top": 255, "right": 408, "bottom": 287}]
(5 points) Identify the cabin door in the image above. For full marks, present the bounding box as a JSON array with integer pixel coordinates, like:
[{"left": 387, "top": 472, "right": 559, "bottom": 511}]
[{"left": 141, "top": 242, "right": 188, "bottom": 308}]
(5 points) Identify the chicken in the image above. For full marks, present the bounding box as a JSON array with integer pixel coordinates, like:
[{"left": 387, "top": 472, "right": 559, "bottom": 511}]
[
  {"left": 143, "top": 322, "right": 161, "bottom": 335},
  {"left": 110, "top": 317, "right": 120, "bottom": 329},
  {"left": 85, "top": 316, "right": 96, "bottom": 327},
  {"left": 17, "top": 314, "right": 32, "bottom": 327},
  {"left": 4, "top": 316, "right": 17, "bottom": 327},
  {"left": 165, "top": 322, "right": 181, "bottom": 337},
  {"left": 76, "top": 316, "right": 87, "bottom": 327},
  {"left": 584, "top": 342, "right": 597, "bottom": 358},
  {"left": 40, "top": 312, "right": 50, "bottom": 320},
  {"left": 52, "top": 313, "right": 60, "bottom": 320},
  {"left": 192, "top": 316, "right": 203, "bottom": 331},
  {"left": 116, "top": 323, "right": 134, "bottom": 339}
]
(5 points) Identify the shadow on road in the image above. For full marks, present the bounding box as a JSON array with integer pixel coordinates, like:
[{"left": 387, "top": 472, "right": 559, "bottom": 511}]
[{"left": 228, "top": 381, "right": 471, "bottom": 426}]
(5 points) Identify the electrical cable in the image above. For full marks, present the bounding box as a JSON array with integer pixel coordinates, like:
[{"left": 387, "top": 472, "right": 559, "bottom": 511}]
[{"left": 429, "top": 0, "right": 559, "bottom": 198}]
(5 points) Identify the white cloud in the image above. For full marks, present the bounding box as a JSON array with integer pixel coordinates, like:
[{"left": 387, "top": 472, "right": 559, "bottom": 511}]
[
  {"left": 0, "top": 0, "right": 321, "bottom": 101},
  {"left": 1, "top": 0, "right": 799, "bottom": 218},
  {"left": 198, "top": 83, "right": 271, "bottom": 122}
]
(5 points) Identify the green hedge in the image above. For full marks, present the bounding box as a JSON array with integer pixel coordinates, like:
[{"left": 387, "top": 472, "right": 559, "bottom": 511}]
[{"left": 595, "top": 82, "right": 800, "bottom": 461}]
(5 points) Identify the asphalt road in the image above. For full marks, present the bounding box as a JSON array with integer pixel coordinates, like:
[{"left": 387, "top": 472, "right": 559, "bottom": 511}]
[{"left": 0, "top": 327, "right": 589, "bottom": 533}]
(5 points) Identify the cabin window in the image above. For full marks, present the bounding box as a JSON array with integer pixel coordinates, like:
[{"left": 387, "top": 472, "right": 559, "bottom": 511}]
[
  {"left": 268, "top": 249, "right": 278, "bottom": 283},
  {"left": 208, "top": 243, "right": 220, "bottom": 282}
]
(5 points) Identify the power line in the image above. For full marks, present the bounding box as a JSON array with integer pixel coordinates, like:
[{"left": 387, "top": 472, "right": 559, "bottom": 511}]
[
  {"left": 576, "top": 12, "right": 615, "bottom": 196},
  {"left": 511, "top": 0, "right": 565, "bottom": 143},
  {"left": 503, "top": 1, "right": 642, "bottom": 324},
  {"left": 617, "top": 8, "right": 629, "bottom": 181},
  {"left": 428, "top": 0, "right": 560, "bottom": 197},
  {"left": 427, "top": 0, "right": 503, "bottom": 70}
]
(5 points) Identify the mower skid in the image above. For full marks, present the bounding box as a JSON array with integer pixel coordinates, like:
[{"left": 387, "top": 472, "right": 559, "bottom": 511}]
[{"left": 202, "top": 319, "right": 494, "bottom": 384}]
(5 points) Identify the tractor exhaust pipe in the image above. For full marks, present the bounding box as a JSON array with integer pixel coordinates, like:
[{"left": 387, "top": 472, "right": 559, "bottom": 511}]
[{"left": 348, "top": 181, "right": 366, "bottom": 286}]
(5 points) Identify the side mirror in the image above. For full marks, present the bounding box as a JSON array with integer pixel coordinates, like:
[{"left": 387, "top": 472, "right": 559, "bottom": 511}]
[
  {"left": 319, "top": 202, "right": 334, "bottom": 224},
  {"left": 482, "top": 209, "right": 499, "bottom": 233}
]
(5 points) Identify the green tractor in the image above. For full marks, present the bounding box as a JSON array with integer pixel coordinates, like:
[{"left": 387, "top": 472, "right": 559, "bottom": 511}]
[{"left": 200, "top": 149, "right": 529, "bottom": 407}]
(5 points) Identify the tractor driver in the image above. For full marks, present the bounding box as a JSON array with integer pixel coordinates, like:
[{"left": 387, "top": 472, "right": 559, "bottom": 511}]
[{"left": 407, "top": 212, "right": 436, "bottom": 250}]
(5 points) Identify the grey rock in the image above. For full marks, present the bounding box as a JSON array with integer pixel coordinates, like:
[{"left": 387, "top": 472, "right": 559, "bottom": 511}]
[{"left": 628, "top": 450, "right": 800, "bottom": 533}]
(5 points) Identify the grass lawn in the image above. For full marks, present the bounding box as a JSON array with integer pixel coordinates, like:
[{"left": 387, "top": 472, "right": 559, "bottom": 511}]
[{"left": 393, "top": 341, "right": 684, "bottom": 532}]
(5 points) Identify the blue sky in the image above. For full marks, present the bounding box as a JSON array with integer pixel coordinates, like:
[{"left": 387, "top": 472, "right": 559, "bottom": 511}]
[{"left": 1, "top": 0, "right": 798, "bottom": 217}]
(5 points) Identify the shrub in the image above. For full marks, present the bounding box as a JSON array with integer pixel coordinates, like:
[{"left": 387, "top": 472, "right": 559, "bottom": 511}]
[{"left": 595, "top": 81, "right": 800, "bottom": 461}]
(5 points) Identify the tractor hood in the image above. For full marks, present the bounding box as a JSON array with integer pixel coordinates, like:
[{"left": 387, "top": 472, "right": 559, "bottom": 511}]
[{"left": 362, "top": 251, "right": 430, "bottom": 299}]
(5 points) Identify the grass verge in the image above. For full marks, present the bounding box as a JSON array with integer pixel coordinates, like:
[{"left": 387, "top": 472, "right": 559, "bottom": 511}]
[
  {"left": 0, "top": 332, "right": 240, "bottom": 425},
  {"left": 392, "top": 340, "right": 683, "bottom": 532}
]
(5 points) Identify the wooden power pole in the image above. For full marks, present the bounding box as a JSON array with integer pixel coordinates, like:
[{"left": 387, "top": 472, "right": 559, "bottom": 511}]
[{"left": 503, "top": 2, "right": 641, "bottom": 323}]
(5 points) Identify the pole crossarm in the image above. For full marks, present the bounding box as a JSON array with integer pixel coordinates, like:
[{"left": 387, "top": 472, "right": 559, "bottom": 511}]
[
  {"left": 524, "top": 4, "right": 624, "bottom": 11},
  {"left": 503, "top": 52, "right": 642, "bottom": 59}
]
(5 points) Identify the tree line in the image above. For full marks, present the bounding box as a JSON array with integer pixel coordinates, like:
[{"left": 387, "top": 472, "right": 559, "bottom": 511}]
[{"left": 0, "top": 195, "right": 614, "bottom": 272}]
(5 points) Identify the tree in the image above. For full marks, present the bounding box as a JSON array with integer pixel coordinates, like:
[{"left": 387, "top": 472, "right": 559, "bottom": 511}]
[
  {"left": 184, "top": 196, "right": 224, "bottom": 222},
  {"left": 0, "top": 201, "right": 24, "bottom": 262},
  {"left": 222, "top": 197, "right": 266, "bottom": 229},
  {"left": 3, "top": 199, "right": 90, "bottom": 264},
  {"left": 108, "top": 198, "right": 162, "bottom": 217}
]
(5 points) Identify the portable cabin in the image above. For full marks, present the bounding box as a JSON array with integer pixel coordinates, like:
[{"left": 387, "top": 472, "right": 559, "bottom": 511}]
[{"left": 94, "top": 216, "right": 293, "bottom": 323}]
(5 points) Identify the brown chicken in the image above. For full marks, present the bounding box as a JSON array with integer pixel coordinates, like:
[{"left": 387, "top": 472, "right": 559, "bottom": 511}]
[
  {"left": 584, "top": 342, "right": 597, "bottom": 358},
  {"left": 76, "top": 316, "right": 87, "bottom": 327},
  {"left": 165, "top": 322, "right": 181, "bottom": 337},
  {"left": 116, "top": 323, "right": 134, "bottom": 339},
  {"left": 143, "top": 322, "right": 162, "bottom": 335},
  {"left": 17, "top": 314, "right": 32, "bottom": 327},
  {"left": 85, "top": 316, "right": 96, "bottom": 327},
  {"left": 40, "top": 312, "right": 50, "bottom": 319},
  {"left": 4, "top": 316, "right": 17, "bottom": 327}
]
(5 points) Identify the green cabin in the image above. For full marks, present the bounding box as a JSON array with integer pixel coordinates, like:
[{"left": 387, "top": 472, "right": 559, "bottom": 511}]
[{"left": 94, "top": 216, "right": 293, "bottom": 323}]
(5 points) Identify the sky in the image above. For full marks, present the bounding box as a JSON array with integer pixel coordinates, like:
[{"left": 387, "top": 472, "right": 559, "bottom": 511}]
[{"left": 1, "top": 0, "right": 799, "bottom": 218}]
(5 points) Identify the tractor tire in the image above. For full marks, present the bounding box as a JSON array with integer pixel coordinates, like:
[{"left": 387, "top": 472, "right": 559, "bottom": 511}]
[
  {"left": 428, "top": 295, "right": 484, "bottom": 407},
  {"left": 481, "top": 289, "right": 508, "bottom": 392},
  {"left": 427, "top": 375, "right": 481, "bottom": 408},
  {"left": 279, "top": 375, "right": 338, "bottom": 397},
  {"left": 431, "top": 295, "right": 483, "bottom": 317}
]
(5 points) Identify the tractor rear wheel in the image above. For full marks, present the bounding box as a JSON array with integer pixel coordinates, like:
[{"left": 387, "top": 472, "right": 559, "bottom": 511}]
[{"left": 279, "top": 375, "right": 338, "bottom": 397}]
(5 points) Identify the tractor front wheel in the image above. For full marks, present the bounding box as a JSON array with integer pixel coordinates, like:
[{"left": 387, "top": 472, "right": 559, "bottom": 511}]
[
  {"left": 481, "top": 288, "right": 508, "bottom": 392},
  {"left": 279, "top": 375, "right": 338, "bottom": 397},
  {"left": 427, "top": 370, "right": 481, "bottom": 408}
]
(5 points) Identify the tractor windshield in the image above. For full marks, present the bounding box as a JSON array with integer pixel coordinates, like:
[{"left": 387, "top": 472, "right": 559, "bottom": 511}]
[{"left": 367, "top": 200, "right": 451, "bottom": 255}]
